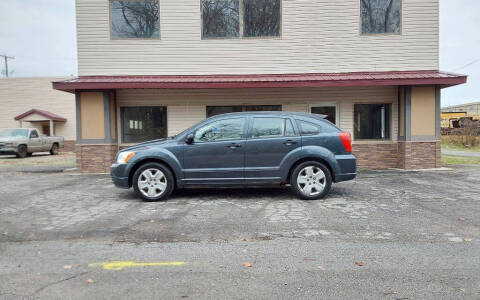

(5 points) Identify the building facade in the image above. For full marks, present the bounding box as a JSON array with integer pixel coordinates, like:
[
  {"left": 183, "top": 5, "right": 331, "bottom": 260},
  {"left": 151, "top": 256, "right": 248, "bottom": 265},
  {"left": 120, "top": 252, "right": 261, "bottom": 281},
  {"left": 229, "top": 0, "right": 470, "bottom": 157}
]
[
  {"left": 442, "top": 102, "right": 480, "bottom": 116},
  {"left": 54, "top": 0, "right": 466, "bottom": 173},
  {"left": 0, "top": 77, "right": 76, "bottom": 151}
]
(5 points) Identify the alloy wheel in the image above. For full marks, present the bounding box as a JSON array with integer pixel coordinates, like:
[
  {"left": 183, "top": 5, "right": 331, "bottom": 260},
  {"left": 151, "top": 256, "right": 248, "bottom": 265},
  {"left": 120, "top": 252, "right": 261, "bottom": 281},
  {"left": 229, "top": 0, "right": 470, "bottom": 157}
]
[
  {"left": 297, "top": 166, "right": 326, "bottom": 196},
  {"left": 137, "top": 168, "right": 168, "bottom": 198}
]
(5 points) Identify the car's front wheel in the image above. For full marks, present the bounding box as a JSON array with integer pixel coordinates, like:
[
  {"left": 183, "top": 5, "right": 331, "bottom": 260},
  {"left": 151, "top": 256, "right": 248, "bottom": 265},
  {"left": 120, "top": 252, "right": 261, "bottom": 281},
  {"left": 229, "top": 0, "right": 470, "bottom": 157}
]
[
  {"left": 16, "top": 145, "right": 28, "bottom": 158},
  {"left": 290, "top": 161, "right": 332, "bottom": 200},
  {"left": 132, "top": 162, "right": 174, "bottom": 201},
  {"left": 50, "top": 143, "right": 59, "bottom": 155}
]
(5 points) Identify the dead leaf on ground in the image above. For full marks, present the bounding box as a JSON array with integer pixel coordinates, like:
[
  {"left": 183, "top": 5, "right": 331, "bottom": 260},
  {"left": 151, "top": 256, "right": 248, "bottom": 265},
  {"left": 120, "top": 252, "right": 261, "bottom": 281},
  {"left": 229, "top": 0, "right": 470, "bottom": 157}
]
[
  {"left": 355, "top": 261, "right": 366, "bottom": 267},
  {"left": 243, "top": 262, "right": 252, "bottom": 268},
  {"left": 63, "top": 265, "right": 72, "bottom": 269},
  {"left": 87, "top": 278, "right": 94, "bottom": 284}
]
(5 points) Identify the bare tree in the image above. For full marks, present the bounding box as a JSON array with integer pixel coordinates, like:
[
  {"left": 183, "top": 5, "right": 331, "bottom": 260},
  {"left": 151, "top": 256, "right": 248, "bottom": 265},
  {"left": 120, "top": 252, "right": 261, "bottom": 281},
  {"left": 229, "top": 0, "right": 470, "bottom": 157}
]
[
  {"left": 202, "top": 0, "right": 239, "bottom": 38},
  {"left": 111, "top": 0, "right": 159, "bottom": 38},
  {"left": 243, "top": 0, "right": 280, "bottom": 37},
  {"left": 361, "top": 0, "right": 400, "bottom": 34}
]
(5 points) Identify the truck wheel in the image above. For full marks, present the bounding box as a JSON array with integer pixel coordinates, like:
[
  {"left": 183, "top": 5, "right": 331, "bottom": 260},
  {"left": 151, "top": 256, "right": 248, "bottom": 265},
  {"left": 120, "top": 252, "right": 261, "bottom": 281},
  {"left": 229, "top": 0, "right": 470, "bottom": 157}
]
[
  {"left": 16, "top": 145, "right": 28, "bottom": 158},
  {"left": 132, "top": 162, "right": 174, "bottom": 202},
  {"left": 50, "top": 143, "right": 59, "bottom": 155},
  {"left": 290, "top": 161, "right": 332, "bottom": 200}
]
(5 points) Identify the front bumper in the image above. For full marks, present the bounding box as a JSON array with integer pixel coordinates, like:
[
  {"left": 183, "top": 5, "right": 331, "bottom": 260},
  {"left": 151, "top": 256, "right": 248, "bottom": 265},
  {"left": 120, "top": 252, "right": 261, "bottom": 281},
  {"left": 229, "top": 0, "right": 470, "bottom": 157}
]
[
  {"left": 334, "top": 154, "right": 357, "bottom": 182},
  {"left": 0, "top": 147, "right": 17, "bottom": 155},
  {"left": 110, "top": 163, "right": 131, "bottom": 189}
]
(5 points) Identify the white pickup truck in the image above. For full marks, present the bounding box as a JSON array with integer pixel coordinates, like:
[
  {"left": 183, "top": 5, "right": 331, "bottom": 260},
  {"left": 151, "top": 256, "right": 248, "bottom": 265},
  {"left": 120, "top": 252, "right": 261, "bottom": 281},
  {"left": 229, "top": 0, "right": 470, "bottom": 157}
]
[{"left": 0, "top": 128, "right": 64, "bottom": 158}]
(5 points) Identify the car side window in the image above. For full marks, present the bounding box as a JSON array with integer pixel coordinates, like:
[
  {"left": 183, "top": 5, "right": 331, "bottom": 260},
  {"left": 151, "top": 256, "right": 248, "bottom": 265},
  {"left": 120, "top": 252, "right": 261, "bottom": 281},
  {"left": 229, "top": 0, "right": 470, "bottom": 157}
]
[
  {"left": 299, "top": 121, "right": 321, "bottom": 136},
  {"left": 194, "top": 118, "right": 246, "bottom": 142},
  {"left": 251, "top": 118, "right": 286, "bottom": 139},
  {"left": 30, "top": 130, "right": 39, "bottom": 138},
  {"left": 285, "top": 119, "right": 296, "bottom": 137}
]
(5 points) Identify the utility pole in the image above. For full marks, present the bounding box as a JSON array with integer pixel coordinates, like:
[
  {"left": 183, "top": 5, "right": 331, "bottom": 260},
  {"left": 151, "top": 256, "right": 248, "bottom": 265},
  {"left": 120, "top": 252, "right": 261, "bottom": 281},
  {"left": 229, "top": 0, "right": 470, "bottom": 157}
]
[{"left": 0, "top": 54, "right": 14, "bottom": 77}]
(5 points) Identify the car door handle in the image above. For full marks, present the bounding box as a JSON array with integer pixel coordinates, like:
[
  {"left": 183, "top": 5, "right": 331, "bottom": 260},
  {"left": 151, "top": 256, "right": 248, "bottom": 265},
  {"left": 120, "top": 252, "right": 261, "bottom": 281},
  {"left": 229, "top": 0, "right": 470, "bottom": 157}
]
[
  {"left": 283, "top": 140, "right": 298, "bottom": 146},
  {"left": 227, "top": 143, "right": 242, "bottom": 149}
]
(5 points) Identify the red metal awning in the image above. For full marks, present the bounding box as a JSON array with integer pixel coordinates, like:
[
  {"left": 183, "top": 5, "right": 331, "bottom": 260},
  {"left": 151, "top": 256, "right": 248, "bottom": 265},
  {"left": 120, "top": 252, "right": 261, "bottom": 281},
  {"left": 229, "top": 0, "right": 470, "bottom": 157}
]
[
  {"left": 52, "top": 70, "right": 467, "bottom": 93},
  {"left": 14, "top": 109, "right": 67, "bottom": 122}
]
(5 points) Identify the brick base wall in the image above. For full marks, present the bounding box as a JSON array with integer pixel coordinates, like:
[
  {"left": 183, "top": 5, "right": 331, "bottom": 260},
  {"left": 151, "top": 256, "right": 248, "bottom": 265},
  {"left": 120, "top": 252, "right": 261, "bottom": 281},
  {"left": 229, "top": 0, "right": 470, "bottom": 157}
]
[
  {"left": 75, "top": 144, "right": 118, "bottom": 173},
  {"left": 353, "top": 143, "right": 399, "bottom": 169},
  {"left": 62, "top": 140, "right": 76, "bottom": 153},
  {"left": 74, "top": 142, "right": 441, "bottom": 173},
  {"left": 398, "top": 141, "right": 441, "bottom": 169}
]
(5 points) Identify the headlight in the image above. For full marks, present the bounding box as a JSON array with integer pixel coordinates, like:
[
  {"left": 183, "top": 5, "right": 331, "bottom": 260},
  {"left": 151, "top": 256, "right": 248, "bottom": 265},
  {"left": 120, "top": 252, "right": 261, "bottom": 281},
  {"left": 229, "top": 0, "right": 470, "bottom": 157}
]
[{"left": 116, "top": 151, "right": 135, "bottom": 164}]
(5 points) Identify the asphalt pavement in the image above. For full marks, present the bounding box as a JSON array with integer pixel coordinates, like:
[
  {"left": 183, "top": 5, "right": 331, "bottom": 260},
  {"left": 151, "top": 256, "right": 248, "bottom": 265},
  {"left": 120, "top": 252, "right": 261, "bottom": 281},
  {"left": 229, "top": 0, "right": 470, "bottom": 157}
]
[{"left": 0, "top": 165, "right": 479, "bottom": 299}]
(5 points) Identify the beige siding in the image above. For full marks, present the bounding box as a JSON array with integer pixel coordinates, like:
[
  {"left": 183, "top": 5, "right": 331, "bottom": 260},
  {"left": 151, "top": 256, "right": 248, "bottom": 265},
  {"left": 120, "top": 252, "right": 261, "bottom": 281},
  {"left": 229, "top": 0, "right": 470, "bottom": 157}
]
[
  {"left": 0, "top": 77, "right": 76, "bottom": 140},
  {"left": 77, "top": 0, "right": 439, "bottom": 76},
  {"left": 411, "top": 86, "right": 436, "bottom": 136},
  {"left": 80, "top": 92, "right": 105, "bottom": 139},
  {"left": 116, "top": 86, "right": 398, "bottom": 144}
]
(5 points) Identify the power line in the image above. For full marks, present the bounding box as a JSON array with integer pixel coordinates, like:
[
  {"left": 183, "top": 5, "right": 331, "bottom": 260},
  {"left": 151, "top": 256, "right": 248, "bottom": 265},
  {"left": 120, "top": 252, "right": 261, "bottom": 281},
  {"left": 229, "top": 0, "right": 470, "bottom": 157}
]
[
  {"left": 453, "top": 58, "right": 480, "bottom": 71},
  {"left": 0, "top": 54, "right": 15, "bottom": 77}
]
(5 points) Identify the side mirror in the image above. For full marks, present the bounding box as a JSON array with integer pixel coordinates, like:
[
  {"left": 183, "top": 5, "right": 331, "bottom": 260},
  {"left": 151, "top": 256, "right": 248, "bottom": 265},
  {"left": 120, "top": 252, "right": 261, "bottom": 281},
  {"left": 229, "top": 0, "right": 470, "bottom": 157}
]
[{"left": 185, "top": 133, "right": 194, "bottom": 144}]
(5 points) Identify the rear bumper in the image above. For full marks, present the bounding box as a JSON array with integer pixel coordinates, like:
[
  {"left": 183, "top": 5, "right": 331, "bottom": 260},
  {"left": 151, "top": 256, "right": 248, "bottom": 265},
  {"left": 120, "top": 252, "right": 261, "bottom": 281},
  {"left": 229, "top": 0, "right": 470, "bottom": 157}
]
[
  {"left": 334, "top": 154, "right": 357, "bottom": 183},
  {"left": 110, "top": 163, "right": 131, "bottom": 189}
]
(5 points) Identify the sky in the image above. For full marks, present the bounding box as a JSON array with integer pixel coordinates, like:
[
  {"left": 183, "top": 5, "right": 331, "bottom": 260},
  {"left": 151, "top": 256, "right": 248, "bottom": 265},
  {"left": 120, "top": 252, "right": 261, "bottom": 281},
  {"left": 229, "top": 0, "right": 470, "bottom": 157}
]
[{"left": 0, "top": 0, "right": 478, "bottom": 107}]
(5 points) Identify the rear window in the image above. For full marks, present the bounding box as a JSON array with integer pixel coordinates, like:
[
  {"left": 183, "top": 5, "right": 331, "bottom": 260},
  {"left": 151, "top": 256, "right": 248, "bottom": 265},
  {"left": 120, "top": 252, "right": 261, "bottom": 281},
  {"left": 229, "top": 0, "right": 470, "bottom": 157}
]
[
  {"left": 298, "top": 119, "right": 340, "bottom": 136},
  {"left": 298, "top": 121, "right": 320, "bottom": 136}
]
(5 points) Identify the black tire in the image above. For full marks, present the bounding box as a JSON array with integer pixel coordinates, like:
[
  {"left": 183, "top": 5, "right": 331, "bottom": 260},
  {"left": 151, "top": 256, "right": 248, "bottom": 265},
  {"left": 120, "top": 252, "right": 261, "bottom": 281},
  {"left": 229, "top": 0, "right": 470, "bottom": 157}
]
[
  {"left": 132, "top": 162, "right": 174, "bottom": 202},
  {"left": 16, "top": 145, "right": 28, "bottom": 158},
  {"left": 27, "top": 153, "right": 33, "bottom": 157},
  {"left": 290, "top": 161, "right": 332, "bottom": 200},
  {"left": 50, "top": 143, "right": 59, "bottom": 155}
]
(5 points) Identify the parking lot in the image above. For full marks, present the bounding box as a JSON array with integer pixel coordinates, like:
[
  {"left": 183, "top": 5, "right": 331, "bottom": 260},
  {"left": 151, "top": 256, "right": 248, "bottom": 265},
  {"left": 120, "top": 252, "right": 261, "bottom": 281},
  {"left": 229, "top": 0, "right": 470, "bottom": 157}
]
[{"left": 0, "top": 165, "right": 479, "bottom": 299}]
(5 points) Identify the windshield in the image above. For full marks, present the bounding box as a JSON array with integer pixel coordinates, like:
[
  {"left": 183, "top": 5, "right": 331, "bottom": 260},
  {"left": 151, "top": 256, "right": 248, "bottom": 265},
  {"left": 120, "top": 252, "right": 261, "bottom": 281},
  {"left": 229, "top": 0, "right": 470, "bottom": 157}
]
[{"left": 0, "top": 129, "right": 30, "bottom": 138}]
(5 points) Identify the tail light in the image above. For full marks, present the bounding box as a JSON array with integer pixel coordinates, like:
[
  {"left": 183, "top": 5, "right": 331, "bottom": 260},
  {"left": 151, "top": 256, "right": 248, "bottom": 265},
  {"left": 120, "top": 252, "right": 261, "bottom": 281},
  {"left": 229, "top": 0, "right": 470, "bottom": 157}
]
[{"left": 339, "top": 132, "right": 352, "bottom": 153}]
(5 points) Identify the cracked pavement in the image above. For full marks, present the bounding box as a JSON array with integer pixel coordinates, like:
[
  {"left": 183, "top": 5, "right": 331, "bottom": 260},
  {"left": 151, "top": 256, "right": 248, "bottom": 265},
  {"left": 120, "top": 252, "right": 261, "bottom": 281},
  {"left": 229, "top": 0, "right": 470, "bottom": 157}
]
[{"left": 0, "top": 165, "right": 479, "bottom": 299}]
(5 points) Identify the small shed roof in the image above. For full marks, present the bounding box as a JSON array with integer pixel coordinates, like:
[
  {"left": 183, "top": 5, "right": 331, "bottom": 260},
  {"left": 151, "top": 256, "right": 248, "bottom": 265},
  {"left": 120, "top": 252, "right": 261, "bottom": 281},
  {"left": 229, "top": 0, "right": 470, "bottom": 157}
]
[{"left": 14, "top": 109, "right": 67, "bottom": 122}]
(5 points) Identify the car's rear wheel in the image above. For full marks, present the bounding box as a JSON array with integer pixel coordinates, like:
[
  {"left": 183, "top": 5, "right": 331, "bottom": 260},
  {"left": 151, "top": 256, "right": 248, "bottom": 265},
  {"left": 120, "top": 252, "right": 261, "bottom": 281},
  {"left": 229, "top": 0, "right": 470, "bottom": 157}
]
[
  {"left": 132, "top": 162, "right": 174, "bottom": 201},
  {"left": 50, "top": 143, "right": 59, "bottom": 155},
  {"left": 16, "top": 145, "right": 28, "bottom": 158},
  {"left": 290, "top": 161, "right": 332, "bottom": 200}
]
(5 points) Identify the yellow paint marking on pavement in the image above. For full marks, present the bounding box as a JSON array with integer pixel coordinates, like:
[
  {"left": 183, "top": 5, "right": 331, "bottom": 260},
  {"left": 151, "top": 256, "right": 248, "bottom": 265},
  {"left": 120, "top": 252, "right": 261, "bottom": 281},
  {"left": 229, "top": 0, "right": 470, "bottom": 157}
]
[{"left": 89, "top": 261, "right": 186, "bottom": 271}]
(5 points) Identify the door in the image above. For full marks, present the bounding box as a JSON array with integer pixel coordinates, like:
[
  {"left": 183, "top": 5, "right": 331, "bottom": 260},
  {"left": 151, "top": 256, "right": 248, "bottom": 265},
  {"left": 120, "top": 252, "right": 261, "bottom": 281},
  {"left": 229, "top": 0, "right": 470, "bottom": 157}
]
[
  {"left": 245, "top": 117, "right": 301, "bottom": 183},
  {"left": 183, "top": 117, "right": 247, "bottom": 185},
  {"left": 28, "top": 130, "right": 42, "bottom": 152}
]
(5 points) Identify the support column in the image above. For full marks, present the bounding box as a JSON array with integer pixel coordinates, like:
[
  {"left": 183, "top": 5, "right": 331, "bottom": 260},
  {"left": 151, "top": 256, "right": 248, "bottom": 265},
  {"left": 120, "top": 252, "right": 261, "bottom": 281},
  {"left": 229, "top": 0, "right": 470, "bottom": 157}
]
[
  {"left": 398, "top": 85, "right": 441, "bottom": 169},
  {"left": 49, "top": 120, "right": 54, "bottom": 136},
  {"left": 75, "top": 91, "right": 118, "bottom": 173}
]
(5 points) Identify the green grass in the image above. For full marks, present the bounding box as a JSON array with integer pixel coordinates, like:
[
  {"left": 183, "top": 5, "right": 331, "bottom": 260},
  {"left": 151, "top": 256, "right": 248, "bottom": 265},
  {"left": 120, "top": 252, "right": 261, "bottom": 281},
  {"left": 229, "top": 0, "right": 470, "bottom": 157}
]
[
  {"left": 442, "top": 142, "right": 480, "bottom": 152},
  {"left": 442, "top": 155, "right": 480, "bottom": 165}
]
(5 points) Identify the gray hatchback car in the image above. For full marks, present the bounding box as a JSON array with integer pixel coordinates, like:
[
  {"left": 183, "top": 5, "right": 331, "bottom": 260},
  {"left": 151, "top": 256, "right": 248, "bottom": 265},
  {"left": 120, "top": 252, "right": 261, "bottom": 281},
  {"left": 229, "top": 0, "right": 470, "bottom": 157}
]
[{"left": 111, "top": 112, "right": 356, "bottom": 201}]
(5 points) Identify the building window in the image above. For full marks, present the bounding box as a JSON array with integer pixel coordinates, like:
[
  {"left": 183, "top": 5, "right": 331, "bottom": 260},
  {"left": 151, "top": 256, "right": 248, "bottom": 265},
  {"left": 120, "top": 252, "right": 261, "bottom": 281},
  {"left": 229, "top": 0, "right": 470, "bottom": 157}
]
[
  {"left": 310, "top": 105, "right": 338, "bottom": 125},
  {"left": 201, "top": 0, "right": 240, "bottom": 38},
  {"left": 361, "top": 0, "right": 401, "bottom": 34},
  {"left": 243, "top": 0, "right": 281, "bottom": 37},
  {"left": 110, "top": 0, "right": 160, "bottom": 39},
  {"left": 206, "top": 105, "right": 281, "bottom": 118},
  {"left": 201, "top": 0, "right": 281, "bottom": 39},
  {"left": 354, "top": 104, "right": 391, "bottom": 140},
  {"left": 121, "top": 107, "right": 167, "bottom": 143}
]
